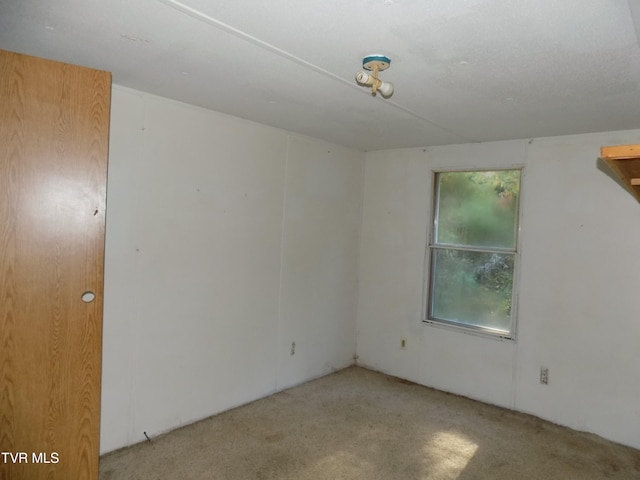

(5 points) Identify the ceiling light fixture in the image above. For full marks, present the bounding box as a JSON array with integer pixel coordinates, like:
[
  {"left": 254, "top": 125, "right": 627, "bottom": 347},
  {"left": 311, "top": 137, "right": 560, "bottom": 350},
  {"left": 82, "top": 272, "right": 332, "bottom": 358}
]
[{"left": 355, "top": 55, "right": 394, "bottom": 98}]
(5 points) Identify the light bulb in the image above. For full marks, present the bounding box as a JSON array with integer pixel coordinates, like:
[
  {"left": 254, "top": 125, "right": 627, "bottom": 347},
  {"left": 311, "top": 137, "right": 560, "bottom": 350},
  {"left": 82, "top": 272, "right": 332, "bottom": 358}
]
[
  {"left": 356, "top": 70, "right": 394, "bottom": 98},
  {"left": 377, "top": 81, "right": 394, "bottom": 98},
  {"left": 355, "top": 71, "right": 374, "bottom": 86}
]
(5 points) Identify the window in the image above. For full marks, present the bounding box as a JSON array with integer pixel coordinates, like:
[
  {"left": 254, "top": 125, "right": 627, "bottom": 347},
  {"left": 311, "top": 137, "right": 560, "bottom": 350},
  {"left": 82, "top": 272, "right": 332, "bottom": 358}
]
[{"left": 426, "top": 169, "right": 521, "bottom": 338}]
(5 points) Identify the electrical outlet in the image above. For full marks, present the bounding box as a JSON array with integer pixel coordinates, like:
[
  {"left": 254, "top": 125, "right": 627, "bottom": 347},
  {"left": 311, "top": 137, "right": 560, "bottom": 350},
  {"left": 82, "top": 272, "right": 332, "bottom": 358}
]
[
  {"left": 401, "top": 338, "right": 407, "bottom": 350},
  {"left": 540, "top": 367, "right": 549, "bottom": 385},
  {"left": 290, "top": 341, "right": 296, "bottom": 356}
]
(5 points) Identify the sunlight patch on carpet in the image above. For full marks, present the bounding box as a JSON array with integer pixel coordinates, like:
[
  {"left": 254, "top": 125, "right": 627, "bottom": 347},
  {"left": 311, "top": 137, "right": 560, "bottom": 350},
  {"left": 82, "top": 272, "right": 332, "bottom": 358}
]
[{"left": 424, "top": 430, "right": 479, "bottom": 477}]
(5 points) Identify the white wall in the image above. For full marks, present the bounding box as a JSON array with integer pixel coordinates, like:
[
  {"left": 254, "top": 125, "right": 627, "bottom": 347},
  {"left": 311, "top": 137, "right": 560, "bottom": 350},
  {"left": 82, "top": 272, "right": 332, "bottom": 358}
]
[
  {"left": 102, "top": 84, "right": 640, "bottom": 453},
  {"left": 101, "top": 86, "right": 364, "bottom": 454},
  {"left": 356, "top": 130, "right": 640, "bottom": 449}
]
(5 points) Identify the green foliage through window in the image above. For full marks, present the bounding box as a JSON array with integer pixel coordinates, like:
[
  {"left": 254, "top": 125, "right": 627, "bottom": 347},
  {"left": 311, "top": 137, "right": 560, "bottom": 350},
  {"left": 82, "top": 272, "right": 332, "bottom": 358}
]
[{"left": 428, "top": 170, "right": 521, "bottom": 336}]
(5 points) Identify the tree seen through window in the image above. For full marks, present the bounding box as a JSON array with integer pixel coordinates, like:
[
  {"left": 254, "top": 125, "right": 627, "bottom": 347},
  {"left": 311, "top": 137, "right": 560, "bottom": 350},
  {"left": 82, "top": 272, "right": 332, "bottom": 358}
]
[{"left": 428, "top": 169, "right": 521, "bottom": 336}]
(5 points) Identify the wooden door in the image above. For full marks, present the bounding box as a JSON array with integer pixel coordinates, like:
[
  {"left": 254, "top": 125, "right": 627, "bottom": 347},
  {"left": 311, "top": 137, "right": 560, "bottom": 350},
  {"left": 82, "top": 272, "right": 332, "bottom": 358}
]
[{"left": 0, "top": 50, "right": 111, "bottom": 480}]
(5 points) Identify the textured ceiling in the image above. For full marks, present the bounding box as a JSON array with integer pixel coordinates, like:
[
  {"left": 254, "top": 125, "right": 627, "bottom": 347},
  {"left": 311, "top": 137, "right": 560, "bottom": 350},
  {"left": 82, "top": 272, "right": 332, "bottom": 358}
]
[{"left": 1, "top": 0, "right": 639, "bottom": 151}]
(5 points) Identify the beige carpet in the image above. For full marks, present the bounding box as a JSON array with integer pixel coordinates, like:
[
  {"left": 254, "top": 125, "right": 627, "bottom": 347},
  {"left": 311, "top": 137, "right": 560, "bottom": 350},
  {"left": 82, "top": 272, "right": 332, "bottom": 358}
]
[{"left": 100, "top": 366, "right": 640, "bottom": 479}]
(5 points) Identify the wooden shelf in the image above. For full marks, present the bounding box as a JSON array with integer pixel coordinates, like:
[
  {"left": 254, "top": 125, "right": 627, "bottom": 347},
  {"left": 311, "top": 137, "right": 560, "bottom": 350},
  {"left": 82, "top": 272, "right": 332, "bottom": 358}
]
[{"left": 600, "top": 144, "right": 640, "bottom": 202}]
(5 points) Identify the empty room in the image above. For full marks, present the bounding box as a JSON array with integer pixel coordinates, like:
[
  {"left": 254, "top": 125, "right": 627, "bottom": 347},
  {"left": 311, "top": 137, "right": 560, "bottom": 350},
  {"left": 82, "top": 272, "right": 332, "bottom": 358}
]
[{"left": 1, "top": 1, "right": 640, "bottom": 479}]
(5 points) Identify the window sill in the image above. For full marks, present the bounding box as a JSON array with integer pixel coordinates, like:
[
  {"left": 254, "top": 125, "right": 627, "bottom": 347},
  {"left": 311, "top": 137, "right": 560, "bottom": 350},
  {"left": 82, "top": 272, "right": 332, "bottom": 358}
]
[{"left": 422, "top": 319, "right": 515, "bottom": 342}]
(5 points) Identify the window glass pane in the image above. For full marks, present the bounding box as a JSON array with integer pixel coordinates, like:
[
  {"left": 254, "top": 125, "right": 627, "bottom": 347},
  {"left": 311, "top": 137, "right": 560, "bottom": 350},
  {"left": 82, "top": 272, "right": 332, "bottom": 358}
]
[
  {"left": 430, "top": 249, "right": 514, "bottom": 333},
  {"left": 436, "top": 170, "right": 520, "bottom": 249}
]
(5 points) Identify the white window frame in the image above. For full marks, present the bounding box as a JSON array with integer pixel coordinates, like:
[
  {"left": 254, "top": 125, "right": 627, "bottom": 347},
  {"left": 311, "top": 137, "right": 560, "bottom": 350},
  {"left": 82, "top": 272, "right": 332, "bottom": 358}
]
[{"left": 423, "top": 167, "right": 523, "bottom": 340}]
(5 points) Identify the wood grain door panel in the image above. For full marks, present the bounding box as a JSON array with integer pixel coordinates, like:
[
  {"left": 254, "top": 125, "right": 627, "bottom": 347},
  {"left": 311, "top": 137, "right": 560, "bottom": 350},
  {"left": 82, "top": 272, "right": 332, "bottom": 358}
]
[{"left": 0, "top": 50, "right": 110, "bottom": 480}]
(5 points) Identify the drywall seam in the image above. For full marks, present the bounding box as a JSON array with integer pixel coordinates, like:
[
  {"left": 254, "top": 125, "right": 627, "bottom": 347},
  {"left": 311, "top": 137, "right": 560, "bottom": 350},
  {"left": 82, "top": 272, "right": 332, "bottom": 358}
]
[
  {"left": 353, "top": 151, "right": 368, "bottom": 366},
  {"left": 275, "top": 135, "right": 291, "bottom": 390}
]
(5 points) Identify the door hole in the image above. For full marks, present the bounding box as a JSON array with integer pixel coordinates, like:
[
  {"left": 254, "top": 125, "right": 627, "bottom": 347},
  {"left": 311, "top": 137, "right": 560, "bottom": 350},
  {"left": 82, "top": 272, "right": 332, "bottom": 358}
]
[{"left": 81, "top": 291, "right": 96, "bottom": 303}]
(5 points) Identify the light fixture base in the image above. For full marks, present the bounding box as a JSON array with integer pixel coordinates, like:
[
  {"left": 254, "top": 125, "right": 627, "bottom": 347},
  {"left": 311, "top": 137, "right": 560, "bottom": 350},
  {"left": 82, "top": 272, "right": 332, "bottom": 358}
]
[{"left": 362, "top": 55, "right": 391, "bottom": 72}]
